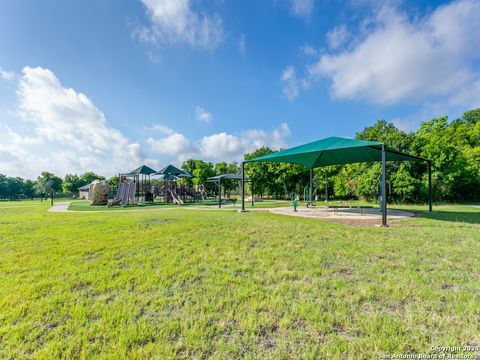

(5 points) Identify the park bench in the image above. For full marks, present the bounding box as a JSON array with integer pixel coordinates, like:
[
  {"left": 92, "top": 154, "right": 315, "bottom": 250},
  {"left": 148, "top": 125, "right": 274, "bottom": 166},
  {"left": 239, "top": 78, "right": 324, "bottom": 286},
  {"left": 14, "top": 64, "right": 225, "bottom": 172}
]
[
  {"left": 220, "top": 198, "right": 237, "bottom": 207},
  {"left": 328, "top": 204, "right": 366, "bottom": 215}
]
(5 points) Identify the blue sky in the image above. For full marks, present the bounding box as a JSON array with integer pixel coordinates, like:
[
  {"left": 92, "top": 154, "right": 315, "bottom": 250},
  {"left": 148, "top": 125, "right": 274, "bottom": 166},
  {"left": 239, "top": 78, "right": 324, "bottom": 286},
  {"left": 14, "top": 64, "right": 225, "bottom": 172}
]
[{"left": 1, "top": 0, "right": 479, "bottom": 178}]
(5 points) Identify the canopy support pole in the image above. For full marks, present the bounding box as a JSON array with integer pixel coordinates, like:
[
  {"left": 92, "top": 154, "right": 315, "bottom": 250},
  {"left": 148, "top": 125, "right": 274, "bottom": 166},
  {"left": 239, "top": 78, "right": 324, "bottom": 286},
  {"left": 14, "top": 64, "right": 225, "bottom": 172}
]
[
  {"left": 309, "top": 168, "right": 313, "bottom": 205},
  {"left": 381, "top": 144, "right": 388, "bottom": 227},
  {"left": 218, "top": 179, "right": 222, "bottom": 208},
  {"left": 251, "top": 180, "right": 254, "bottom": 207},
  {"left": 428, "top": 161, "right": 432, "bottom": 212},
  {"left": 241, "top": 162, "right": 245, "bottom": 211}
]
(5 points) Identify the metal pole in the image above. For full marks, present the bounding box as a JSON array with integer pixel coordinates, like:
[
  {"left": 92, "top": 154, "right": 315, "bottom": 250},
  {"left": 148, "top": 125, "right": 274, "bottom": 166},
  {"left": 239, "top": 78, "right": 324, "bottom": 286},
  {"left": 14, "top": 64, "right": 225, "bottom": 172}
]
[
  {"left": 218, "top": 180, "right": 222, "bottom": 208},
  {"left": 325, "top": 170, "right": 328, "bottom": 202},
  {"left": 428, "top": 161, "right": 432, "bottom": 212},
  {"left": 251, "top": 181, "right": 254, "bottom": 207},
  {"left": 241, "top": 162, "right": 245, "bottom": 211},
  {"left": 381, "top": 144, "right": 387, "bottom": 227},
  {"left": 309, "top": 168, "right": 313, "bottom": 205}
]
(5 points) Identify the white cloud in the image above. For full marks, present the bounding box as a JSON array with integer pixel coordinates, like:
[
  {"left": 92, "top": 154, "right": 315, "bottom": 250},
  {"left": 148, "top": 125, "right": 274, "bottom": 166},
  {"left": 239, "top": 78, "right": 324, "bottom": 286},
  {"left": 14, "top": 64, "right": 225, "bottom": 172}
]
[
  {"left": 326, "top": 24, "right": 349, "bottom": 49},
  {"left": 238, "top": 34, "right": 246, "bottom": 55},
  {"left": 152, "top": 123, "right": 176, "bottom": 135},
  {"left": 136, "top": 0, "right": 224, "bottom": 49},
  {"left": 308, "top": 0, "right": 480, "bottom": 105},
  {"left": 194, "top": 106, "right": 212, "bottom": 123},
  {"left": 290, "top": 0, "right": 315, "bottom": 18},
  {"left": 301, "top": 44, "right": 318, "bottom": 56},
  {"left": 199, "top": 132, "right": 243, "bottom": 160},
  {"left": 281, "top": 66, "right": 310, "bottom": 101},
  {"left": 147, "top": 131, "right": 193, "bottom": 159},
  {"left": 0, "top": 66, "right": 144, "bottom": 178},
  {"left": 147, "top": 123, "right": 291, "bottom": 163},
  {"left": 0, "top": 67, "right": 15, "bottom": 80},
  {"left": 281, "top": 66, "right": 299, "bottom": 101},
  {"left": 199, "top": 123, "right": 291, "bottom": 162}
]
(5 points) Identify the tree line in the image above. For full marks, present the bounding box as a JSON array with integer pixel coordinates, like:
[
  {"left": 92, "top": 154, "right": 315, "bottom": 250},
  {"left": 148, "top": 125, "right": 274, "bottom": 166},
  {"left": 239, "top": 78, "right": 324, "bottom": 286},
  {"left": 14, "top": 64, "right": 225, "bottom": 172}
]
[
  {"left": 1, "top": 108, "right": 478, "bottom": 203},
  {"left": 0, "top": 172, "right": 105, "bottom": 200}
]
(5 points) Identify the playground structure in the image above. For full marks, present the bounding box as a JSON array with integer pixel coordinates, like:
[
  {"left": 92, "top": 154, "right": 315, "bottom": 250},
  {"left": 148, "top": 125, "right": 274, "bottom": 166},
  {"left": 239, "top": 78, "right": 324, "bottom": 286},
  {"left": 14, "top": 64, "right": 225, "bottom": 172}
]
[
  {"left": 147, "top": 183, "right": 211, "bottom": 204},
  {"left": 89, "top": 180, "right": 110, "bottom": 205},
  {"left": 104, "top": 164, "right": 213, "bottom": 207},
  {"left": 107, "top": 180, "right": 139, "bottom": 207}
]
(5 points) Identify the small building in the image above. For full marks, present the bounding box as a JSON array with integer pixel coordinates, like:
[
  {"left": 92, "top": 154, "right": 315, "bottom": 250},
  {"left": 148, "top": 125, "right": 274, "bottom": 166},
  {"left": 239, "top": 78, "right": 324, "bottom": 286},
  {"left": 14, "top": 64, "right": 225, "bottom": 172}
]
[{"left": 78, "top": 184, "right": 90, "bottom": 199}]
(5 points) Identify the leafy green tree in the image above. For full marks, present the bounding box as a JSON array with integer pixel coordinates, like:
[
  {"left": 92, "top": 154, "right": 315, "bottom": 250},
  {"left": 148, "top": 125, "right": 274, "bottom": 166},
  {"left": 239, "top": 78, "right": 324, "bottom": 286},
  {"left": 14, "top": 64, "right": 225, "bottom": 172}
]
[
  {"left": 0, "top": 174, "right": 7, "bottom": 199},
  {"left": 213, "top": 161, "right": 238, "bottom": 196},
  {"left": 181, "top": 160, "right": 215, "bottom": 192},
  {"left": 461, "top": 108, "right": 480, "bottom": 125},
  {"left": 107, "top": 176, "right": 119, "bottom": 187},
  {"left": 7, "top": 177, "right": 23, "bottom": 200},
  {"left": 313, "top": 166, "right": 338, "bottom": 201},
  {"left": 391, "top": 163, "right": 419, "bottom": 202},
  {"left": 244, "top": 147, "right": 274, "bottom": 198},
  {"left": 79, "top": 172, "right": 105, "bottom": 185},
  {"left": 23, "top": 179, "right": 36, "bottom": 199},
  {"left": 35, "top": 172, "right": 62, "bottom": 197},
  {"left": 62, "top": 174, "right": 82, "bottom": 193}
]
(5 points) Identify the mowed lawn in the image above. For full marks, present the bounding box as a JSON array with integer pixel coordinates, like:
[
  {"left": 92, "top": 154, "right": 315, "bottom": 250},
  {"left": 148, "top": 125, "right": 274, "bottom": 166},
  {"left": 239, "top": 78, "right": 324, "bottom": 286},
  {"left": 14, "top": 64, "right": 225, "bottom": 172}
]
[{"left": 0, "top": 201, "right": 479, "bottom": 359}]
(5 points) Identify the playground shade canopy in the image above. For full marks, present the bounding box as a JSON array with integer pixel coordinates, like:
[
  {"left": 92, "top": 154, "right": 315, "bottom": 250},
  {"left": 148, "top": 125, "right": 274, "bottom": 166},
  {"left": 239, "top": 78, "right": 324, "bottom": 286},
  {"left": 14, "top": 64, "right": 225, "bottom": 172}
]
[
  {"left": 245, "top": 136, "right": 427, "bottom": 168},
  {"left": 155, "top": 165, "right": 193, "bottom": 178},
  {"left": 128, "top": 165, "right": 157, "bottom": 175}
]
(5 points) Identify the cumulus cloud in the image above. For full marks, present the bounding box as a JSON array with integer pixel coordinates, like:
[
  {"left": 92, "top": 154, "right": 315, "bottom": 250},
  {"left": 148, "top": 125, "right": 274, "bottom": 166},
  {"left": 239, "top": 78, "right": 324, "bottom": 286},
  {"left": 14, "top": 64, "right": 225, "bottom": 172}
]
[
  {"left": 308, "top": 0, "right": 480, "bottom": 105},
  {"left": 290, "top": 0, "right": 315, "bottom": 18},
  {"left": 136, "top": 0, "right": 224, "bottom": 49},
  {"left": 195, "top": 106, "right": 212, "bottom": 123},
  {"left": 0, "top": 66, "right": 144, "bottom": 178},
  {"left": 200, "top": 123, "right": 291, "bottom": 162},
  {"left": 147, "top": 129, "right": 193, "bottom": 159},
  {"left": 326, "top": 24, "right": 349, "bottom": 49},
  {"left": 147, "top": 123, "right": 291, "bottom": 163}
]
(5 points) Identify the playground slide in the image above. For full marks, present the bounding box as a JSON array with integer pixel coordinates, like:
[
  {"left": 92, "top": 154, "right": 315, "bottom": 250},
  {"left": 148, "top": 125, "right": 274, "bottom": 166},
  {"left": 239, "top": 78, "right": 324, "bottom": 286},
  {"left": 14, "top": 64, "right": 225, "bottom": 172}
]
[
  {"left": 121, "top": 183, "right": 130, "bottom": 207},
  {"left": 115, "top": 182, "right": 124, "bottom": 201},
  {"left": 107, "top": 182, "right": 125, "bottom": 207},
  {"left": 128, "top": 182, "right": 139, "bottom": 205},
  {"left": 170, "top": 189, "right": 184, "bottom": 205}
]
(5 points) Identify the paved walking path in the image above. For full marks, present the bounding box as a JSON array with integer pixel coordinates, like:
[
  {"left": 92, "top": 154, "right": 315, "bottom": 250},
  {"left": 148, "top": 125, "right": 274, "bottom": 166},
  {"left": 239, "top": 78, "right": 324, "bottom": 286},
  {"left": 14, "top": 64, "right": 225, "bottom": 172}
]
[{"left": 48, "top": 202, "right": 71, "bottom": 212}]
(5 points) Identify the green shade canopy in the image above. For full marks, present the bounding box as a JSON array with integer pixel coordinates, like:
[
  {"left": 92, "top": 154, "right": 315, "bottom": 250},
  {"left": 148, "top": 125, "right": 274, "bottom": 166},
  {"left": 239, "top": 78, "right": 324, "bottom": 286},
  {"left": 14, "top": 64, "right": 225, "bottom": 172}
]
[
  {"left": 128, "top": 165, "right": 157, "bottom": 175},
  {"left": 155, "top": 164, "right": 193, "bottom": 178},
  {"left": 245, "top": 136, "right": 427, "bottom": 168}
]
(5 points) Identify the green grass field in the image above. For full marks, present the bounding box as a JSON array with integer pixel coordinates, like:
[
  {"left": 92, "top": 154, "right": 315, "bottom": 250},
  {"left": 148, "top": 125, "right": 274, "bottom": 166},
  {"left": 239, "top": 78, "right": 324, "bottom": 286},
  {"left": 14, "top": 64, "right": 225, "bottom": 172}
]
[{"left": 1, "top": 201, "right": 479, "bottom": 359}]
